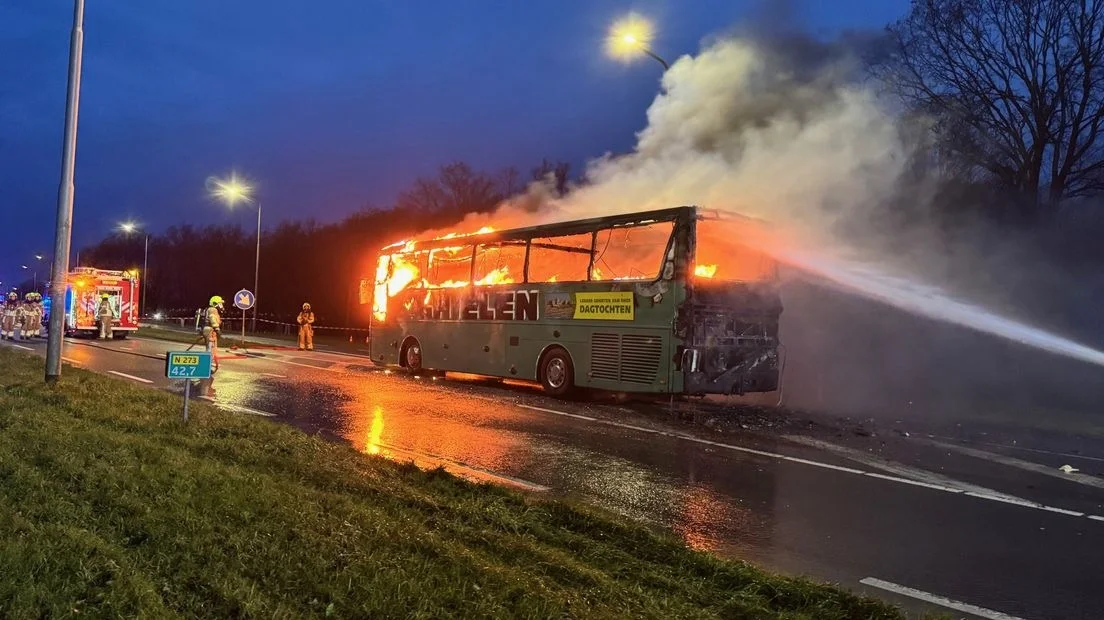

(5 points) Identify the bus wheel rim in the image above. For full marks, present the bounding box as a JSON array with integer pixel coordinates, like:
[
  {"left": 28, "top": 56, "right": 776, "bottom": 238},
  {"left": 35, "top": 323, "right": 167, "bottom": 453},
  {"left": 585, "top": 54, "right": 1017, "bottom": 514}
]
[
  {"left": 546, "top": 358, "right": 566, "bottom": 388},
  {"left": 407, "top": 345, "right": 421, "bottom": 367}
]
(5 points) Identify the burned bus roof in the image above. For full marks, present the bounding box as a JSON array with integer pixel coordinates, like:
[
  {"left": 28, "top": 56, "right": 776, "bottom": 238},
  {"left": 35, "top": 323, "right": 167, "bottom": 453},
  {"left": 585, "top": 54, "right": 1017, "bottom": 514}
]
[{"left": 378, "top": 205, "right": 771, "bottom": 254}]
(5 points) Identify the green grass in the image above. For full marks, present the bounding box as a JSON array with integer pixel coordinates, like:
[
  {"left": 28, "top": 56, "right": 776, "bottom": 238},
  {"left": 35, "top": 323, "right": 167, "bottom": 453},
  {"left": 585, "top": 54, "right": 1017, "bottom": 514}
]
[{"left": 0, "top": 348, "right": 902, "bottom": 619}]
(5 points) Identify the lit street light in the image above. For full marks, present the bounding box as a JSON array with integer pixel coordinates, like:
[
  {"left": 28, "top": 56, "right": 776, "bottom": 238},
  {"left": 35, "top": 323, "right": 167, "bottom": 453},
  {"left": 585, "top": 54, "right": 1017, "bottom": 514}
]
[
  {"left": 607, "top": 13, "right": 669, "bottom": 70},
  {"left": 208, "top": 171, "right": 261, "bottom": 331},
  {"left": 118, "top": 221, "right": 149, "bottom": 316}
]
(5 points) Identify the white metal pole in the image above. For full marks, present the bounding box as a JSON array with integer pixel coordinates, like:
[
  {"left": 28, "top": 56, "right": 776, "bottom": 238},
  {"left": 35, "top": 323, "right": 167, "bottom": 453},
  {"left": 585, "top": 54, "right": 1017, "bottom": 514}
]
[{"left": 45, "top": 0, "right": 85, "bottom": 384}]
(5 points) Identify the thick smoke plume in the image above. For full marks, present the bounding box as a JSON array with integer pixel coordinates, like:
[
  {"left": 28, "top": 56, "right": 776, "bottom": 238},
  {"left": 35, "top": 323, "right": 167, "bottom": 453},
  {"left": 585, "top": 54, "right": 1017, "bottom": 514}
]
[{"left": 408, "top": 31, "right": 1104, "bottom": 424}]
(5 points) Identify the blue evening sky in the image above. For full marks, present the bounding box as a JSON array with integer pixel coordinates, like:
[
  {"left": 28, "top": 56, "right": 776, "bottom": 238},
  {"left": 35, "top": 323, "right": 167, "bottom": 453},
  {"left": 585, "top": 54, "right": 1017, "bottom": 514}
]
[{"left": 0, "top": 1, "right": 908, "bottom": 287}]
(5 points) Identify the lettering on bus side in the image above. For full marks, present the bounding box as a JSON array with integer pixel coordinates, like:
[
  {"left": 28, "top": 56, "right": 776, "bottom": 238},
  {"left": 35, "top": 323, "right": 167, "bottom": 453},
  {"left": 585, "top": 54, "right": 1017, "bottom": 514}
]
[{"left": 415, "top": 289, "right": 540, "bottom": 321}]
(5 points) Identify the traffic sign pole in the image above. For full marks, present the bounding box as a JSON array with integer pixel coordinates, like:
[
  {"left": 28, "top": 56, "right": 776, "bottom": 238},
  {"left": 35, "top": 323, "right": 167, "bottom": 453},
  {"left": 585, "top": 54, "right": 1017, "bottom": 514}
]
[
  {"left": 233, "top": 289, "right": 255, "bottom": 350},
  {"left": 165, "top": 351, "right": 213, "bottom": 423}
]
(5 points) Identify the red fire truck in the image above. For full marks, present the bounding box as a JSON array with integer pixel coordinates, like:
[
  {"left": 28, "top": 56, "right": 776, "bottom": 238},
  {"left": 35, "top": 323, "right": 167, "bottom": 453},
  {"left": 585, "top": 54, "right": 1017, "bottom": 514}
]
[{"left": 63, "top": 267, "right": 141, "bottom": 338}]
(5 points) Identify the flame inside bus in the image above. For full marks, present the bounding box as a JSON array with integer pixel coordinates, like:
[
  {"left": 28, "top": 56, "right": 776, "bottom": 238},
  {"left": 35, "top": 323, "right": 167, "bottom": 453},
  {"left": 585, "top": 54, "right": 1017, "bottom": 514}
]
[{"left": 371, "top": 213, "right": 778, "bottom": 322}]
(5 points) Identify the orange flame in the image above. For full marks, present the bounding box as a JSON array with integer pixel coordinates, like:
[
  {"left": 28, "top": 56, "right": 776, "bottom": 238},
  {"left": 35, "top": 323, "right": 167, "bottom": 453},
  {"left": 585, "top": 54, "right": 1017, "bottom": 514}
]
[{"left": 694, "top": 264, "right": 718, "bottom": 278}]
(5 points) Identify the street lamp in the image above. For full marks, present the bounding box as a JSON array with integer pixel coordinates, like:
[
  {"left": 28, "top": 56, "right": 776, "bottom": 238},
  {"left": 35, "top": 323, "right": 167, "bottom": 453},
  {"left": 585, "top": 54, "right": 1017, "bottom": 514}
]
[
  {"left": 607, "top": 13, "right": 669, "bottom": 70},
  {"left": 118, "top": 221, "right": 148, "bottom": 316},
  {"left": 208, "top": 171, "right": 261, "bottom": 331}
]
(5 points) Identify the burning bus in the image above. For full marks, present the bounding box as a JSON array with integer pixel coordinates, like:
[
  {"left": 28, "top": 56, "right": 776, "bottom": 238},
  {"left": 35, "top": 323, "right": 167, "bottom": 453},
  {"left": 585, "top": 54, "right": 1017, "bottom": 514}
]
[{"left": 364, "top": 206, "right": 781, "bottom": 397}]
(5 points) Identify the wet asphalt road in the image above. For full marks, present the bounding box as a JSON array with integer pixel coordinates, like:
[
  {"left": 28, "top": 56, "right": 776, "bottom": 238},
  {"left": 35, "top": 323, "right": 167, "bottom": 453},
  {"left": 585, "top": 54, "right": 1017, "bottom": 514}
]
[{"left": 5, "top": 335, "right": 1104, "bottom": 619}]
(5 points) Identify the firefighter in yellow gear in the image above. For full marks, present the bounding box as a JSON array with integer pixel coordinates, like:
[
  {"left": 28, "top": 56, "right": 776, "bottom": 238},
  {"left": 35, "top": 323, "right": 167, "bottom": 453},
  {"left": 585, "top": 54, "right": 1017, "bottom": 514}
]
[
  {"left": 1, "top": 292, "right": 18, "bottom": 340},
  {"left": 297, "top": 302, "right": 315, "bottom": 351},
  {"left": 97, "top": 293, "right": 114, "bottom": 339},
  {"left": 23, "top": 293, "right": 41, "bottom": 339},
  {"left": 203, "top": 296, "right": 224, "bottom": 371}
]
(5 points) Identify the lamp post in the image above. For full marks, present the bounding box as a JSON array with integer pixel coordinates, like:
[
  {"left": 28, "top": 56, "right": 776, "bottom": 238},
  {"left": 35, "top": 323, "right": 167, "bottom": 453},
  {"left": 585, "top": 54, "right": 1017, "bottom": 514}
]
[
  {"left": 607, "top": 13, "right": 670, "bottom": 70},
  {"left": 209, "top": 172, "right": 261, "bottom": 332},
  {"left": 45, "top": 0, "right": 85, "bottom": 384},
  {"left": 119, "top": 221, "right": 148, "bottom": 316}
]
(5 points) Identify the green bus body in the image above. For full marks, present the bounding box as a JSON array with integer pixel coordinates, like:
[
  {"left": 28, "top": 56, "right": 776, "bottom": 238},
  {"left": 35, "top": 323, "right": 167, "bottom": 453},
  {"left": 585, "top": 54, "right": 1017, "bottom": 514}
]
[{"left": 367, "top": 206, "right": 781, "bottom": 396}]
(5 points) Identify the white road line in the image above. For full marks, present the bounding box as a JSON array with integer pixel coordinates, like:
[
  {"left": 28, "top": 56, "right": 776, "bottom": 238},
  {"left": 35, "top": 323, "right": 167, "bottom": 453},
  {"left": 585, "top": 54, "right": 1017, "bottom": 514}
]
[
  {"left": 510, "top": 402, "right": 1098, "bottom": 522},
  {"left": 61, "top": 357, "right": 79, "bottom": 364},
  {"left": 10, "top": 344, "right": 34, "bottom": 351},
  {"left": 928, "top": 434, "right": 1104, "bottom": 464},
  {"left": 108, "top": 371, "right": 153, "bottom": 384},
  {"left": 860, "top": 578, "right": 1027, "bottom": 620},
  {"left": 378, "top": 443, "right": 550, "bottom": 492},
  {"left": 786, "top": 434, "right": 1030, "bottom": 501},
  {"left": 196, "top": 397, "right": 275, "bottom": 417},
  {"left": 921, "top": 438, "right": 1104, "bottom": 490},
  {"left": 262, "top": 372, "right": 287, "bottom": 378},
  {"left": 517, "top": 403, "right": 597, "bottom": 422}
]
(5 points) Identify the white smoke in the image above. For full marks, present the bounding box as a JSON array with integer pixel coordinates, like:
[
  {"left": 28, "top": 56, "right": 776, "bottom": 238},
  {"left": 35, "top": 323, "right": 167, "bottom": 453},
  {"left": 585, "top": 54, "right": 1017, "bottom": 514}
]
[{"left": 549, "top": 38, "right": 908, "bottom": 251}]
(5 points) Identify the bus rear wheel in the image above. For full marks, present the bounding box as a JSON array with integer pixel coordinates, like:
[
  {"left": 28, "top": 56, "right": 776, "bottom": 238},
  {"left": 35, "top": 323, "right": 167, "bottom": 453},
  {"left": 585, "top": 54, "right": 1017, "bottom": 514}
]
[
  {"left": 401, "top": 338, "right": 423, "bottom": 373},
  {"left": 538, "top": 348, "right": 574, "bottom": 397}
]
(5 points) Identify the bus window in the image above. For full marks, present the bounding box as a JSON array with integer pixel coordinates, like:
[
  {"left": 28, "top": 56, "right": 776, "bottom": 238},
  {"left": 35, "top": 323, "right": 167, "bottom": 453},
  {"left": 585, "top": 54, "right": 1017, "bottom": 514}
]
[
  {"left": 426, "top": 245, "right": 473, "bottom": 287},
  {"left": 528, "top": 234, "right": 592, "bottom": 282},
  {"left": 473, "top": 241, "right": 525, "bottom": 285},
  {"left": 591, "top": 221, "right": 674, "bottom": 281},
  {"left": 695, "top": 218, "right": 778, "bottom": 282}
]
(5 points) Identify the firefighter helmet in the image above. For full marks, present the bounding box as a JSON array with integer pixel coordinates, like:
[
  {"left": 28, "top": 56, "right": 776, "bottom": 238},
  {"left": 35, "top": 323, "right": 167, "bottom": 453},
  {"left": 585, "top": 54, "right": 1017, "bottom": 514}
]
[
  {"left": 101, "top": 293, "right": 110, "bottom": 299},
  {"left": 7, "top": 292, "right": 16, "bottom": 302},
  {"left": 302, "top": 302, "right": 311, "bottom": 311},
  {"left": 209, "top": 295, "right": 225, "bottom": 307}
]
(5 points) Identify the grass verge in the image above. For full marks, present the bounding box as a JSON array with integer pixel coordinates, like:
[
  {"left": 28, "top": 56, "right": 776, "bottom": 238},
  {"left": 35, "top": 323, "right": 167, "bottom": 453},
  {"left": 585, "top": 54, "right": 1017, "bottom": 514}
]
[{"left": 0, "top": 348, "right": 902, "bottom": 619}]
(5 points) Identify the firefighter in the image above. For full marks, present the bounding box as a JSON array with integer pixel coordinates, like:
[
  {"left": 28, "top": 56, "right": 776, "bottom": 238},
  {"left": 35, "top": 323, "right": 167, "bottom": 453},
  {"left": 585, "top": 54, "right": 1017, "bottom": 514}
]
[
  {"left": 297, "top": 302, "right": 315, "bottom": 351},
  {"left": 203, "top": 295, "right": 224, "bottom": 371},
  {"left": 1, "top": 293, "right": 18, "bottom": 340},
  {"left": 32, "top": 293, "right": 44, "bottom": 338},
  {"left": 97, "top": 293, "right": 115, "bottom": 339},
  {"left": 23, "top": 293, "right": 38, "bottom": 339}
]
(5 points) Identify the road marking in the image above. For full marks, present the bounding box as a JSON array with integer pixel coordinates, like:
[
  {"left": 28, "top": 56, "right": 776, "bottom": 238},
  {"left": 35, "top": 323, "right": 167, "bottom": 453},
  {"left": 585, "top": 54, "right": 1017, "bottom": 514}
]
[
  {"left": 10, "top": 344, "right": 34, "bottom": 351},
  {"left": 928, "top": 434, "right": 1104, "bottom": 464},
  {"left": 785, "top": 435, "right": 1030, "bottom": 501},
  {"left": 859, "top": 578, "right": 1027, "bottom": 620},
  {"left": 108, "top": 371, "right": 153, "bottom": 384},
  {"left": 61, "top": 357, "right": 79, "bottom": 364},
  {"left": 518, "top": 403, "right": 597, "bottom": 422},
  {"left": 508, "top": 401, "right": 1097, "bottom": 522},
  {"left": 920, "top": 438, "right": 1104, "bottom": 490},
  {"left": 262, "top": 372, "right": 287, "bottom": 378},
  {"left": 377, "top": 442, "right": 550, "bottom": 493},
  {"left": 196, "top": 397, "right": 276, "bottom": 417}
]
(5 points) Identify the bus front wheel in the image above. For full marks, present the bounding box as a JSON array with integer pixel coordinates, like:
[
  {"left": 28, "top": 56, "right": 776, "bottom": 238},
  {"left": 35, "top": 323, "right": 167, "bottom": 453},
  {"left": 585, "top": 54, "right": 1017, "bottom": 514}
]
[
  {"left": 538, "top": 348, "right": 574, "bottom": 397},
  {"left": 401, "top": 338, "right": 423, "bottom": 372}
]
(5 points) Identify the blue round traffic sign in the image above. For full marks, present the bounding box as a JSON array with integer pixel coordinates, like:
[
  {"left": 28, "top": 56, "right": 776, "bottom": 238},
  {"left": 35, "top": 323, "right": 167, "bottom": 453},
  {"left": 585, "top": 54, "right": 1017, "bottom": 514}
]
[{"left": 234, "top": 289, "right": 255, "bottom": 310}]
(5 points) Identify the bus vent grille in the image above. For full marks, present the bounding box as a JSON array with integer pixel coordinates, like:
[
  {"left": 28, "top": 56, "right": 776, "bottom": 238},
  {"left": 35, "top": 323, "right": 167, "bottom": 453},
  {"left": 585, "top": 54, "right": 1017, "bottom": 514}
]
[
  {"left": 590, "top": 333, "right": 621, "bottom": 382},
  {"left": 590, "top": 333, "right": 662, "bottom": 385},
  {"left": 620, "top": 334, "right": 662, "bottom": 384}
]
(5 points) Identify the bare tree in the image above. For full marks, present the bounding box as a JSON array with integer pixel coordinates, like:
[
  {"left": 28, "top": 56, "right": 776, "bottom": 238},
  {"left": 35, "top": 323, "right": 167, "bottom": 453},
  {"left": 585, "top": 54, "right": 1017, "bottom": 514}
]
[
  {"left": 531, "top": 158, "right": 571, "bottom": 197},
  {"left": 882, "top": 0, "right": 1104, "bottom": 215},
  {"left": 395, "top": 161, "right": 504, "bottom": 216}
]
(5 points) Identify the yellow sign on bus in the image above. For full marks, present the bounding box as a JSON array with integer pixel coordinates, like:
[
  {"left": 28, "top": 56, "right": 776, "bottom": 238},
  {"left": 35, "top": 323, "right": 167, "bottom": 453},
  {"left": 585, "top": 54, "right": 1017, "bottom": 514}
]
[{"left": 573, "top": 291, "right": 634, "bottom": 320}]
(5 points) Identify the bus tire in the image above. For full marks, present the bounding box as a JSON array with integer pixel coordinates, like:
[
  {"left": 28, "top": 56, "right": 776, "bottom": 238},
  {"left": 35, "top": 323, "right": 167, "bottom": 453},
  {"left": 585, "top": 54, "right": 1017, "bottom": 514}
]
[
  {"left": 113, "top": 332, "right": 128, "bottom": 340},
  {"left": 538, "top": 347, "right": 574, "bottom": 397},
  {"left": 400, "top": 337, "right": 423, "bottom": 373}
]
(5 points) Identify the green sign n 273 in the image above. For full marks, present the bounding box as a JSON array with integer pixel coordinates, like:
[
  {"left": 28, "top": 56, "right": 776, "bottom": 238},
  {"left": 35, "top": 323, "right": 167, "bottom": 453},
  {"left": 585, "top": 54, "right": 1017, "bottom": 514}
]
[{"left": 165, "top": 351, "right": 213, "bottom": 379}]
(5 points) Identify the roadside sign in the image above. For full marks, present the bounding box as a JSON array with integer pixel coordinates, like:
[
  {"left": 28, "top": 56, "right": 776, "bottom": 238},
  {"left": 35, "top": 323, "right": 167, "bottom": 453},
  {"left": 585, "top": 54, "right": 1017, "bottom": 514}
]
[
  {"left": 234, "top": 289, "right": 255, "bottom": 311},
  {"left": 165, "top": 351, "right": 213, "bottom": 379}
]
